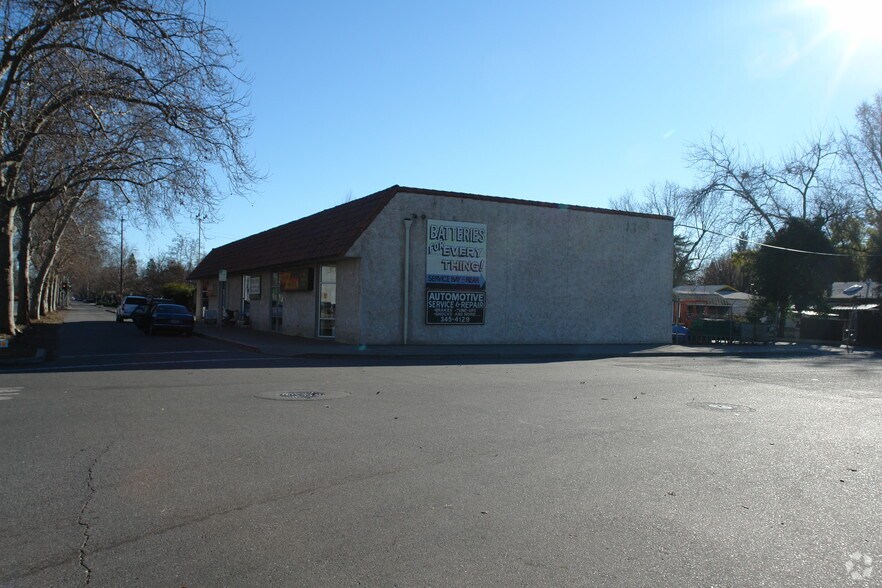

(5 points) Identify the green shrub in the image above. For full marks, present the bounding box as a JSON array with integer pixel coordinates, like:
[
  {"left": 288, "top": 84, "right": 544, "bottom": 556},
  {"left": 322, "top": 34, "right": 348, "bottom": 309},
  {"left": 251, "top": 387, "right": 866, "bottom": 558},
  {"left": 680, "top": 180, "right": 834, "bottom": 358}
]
[{"left": 161, "top": 282, "right": 195, "bottom": 309}]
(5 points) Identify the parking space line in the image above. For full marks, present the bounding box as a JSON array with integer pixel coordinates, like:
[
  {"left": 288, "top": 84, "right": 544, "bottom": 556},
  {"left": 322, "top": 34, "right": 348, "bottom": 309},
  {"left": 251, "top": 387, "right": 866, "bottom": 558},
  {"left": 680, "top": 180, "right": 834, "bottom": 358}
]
[{"left": 0, "top": 387, "right": 22, "bottom": 401}]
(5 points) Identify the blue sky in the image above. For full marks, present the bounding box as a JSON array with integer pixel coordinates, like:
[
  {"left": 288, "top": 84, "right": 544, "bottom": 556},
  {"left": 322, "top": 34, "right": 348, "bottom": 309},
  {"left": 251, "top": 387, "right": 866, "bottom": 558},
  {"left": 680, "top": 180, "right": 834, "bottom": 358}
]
[{"left": 128, "top": 0, "right": 882, "bottom": 262}]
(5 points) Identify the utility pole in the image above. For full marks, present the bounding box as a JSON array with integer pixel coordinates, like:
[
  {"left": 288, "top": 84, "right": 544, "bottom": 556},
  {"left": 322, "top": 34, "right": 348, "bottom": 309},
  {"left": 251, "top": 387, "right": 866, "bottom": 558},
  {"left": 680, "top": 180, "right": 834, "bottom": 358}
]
[
  {"left": 196, "top": 212, "right": 206, "bottom": 262},
  {"left": 118, "top": 217, "right": 124, "bottom": 301}
]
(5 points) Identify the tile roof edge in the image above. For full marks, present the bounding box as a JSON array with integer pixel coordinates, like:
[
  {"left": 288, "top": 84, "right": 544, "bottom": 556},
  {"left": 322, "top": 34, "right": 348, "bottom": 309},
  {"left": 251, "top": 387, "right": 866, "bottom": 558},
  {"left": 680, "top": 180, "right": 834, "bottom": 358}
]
[
  {"left": 187, "top": 184, "right": 672, "bottom": 280},
  {"left": 395, "top": 186, "right": 674, "bottom": 221},
  {"left": 188, "top": 185, "right": 400, "bottom": 279},
  {"left": 214, "top": 185, "right": 401, "bottom": 252}
]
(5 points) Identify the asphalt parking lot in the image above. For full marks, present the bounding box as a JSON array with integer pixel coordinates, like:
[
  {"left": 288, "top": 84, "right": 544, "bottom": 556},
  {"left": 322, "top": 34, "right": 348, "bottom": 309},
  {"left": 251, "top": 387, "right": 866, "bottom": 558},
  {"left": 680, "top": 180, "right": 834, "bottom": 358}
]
[{"left": 0, "top": 307, "right": 879, "bottom": 586}]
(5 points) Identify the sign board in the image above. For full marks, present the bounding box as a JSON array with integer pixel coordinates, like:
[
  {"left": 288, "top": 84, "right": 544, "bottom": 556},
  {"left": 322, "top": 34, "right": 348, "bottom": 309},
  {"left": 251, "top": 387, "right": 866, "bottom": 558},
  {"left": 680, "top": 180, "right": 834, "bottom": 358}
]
[
  {"left": 280, "top": 268, "right": 313, "bottom": 291},
  {"left": 249, "top": 275, "right": 261, "bottom": 300},
  {"left": 426, "top": 219, "right": 486, "bottom": 289},
  {"left": 426, "top": 290, "right": 485, "bottom": 325},
  {"left": 218, "top": 269, "right": 227, "bottom": 282}
]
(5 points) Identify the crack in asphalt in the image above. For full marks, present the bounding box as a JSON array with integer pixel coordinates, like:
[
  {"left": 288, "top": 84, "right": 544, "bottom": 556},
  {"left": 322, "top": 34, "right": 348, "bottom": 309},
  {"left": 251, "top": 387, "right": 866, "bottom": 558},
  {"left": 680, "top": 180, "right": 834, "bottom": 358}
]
[
  {"left": 63, "top": 443, "right": 510, "bottom": 562},
  {"left": 77, "top": 444, "right": 112, "bottom": 586}
]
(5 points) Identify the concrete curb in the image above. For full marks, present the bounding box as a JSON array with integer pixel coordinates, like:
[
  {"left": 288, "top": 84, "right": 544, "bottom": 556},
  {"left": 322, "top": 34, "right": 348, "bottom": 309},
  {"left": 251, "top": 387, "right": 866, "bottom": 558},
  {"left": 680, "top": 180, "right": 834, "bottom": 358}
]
[
  {"left": 0, "top": 348, "right": 46, "bottom": 366},
  {"left": 287, "top": 349, "right": 879, "bottom": 361},
  {"left": 191, "top": 324, "right": 879, "bottom": 362},
  {"left": 189, "top": 336, "right": 879, "bottom": 362}
]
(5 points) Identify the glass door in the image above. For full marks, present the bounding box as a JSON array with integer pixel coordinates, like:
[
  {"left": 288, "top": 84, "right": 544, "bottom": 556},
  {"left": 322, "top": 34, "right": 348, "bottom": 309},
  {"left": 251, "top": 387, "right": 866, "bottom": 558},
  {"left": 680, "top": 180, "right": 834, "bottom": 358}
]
[
  {"left": 270, "top": 272, "right": 283, "bottom": 331},
  {"left": 241, "top": 276, "right": 251, "bottom": 323},
  {"left": 317, "top": 264, "right": 336, "bottom": 338}
]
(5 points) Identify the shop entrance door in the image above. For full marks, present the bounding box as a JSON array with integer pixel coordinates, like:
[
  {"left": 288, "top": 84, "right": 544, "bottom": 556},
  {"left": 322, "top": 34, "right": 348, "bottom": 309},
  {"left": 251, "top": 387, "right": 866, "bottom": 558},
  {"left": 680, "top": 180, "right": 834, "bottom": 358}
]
[{"left": 317, "top": 264, "right": 336, "bottom": 338}]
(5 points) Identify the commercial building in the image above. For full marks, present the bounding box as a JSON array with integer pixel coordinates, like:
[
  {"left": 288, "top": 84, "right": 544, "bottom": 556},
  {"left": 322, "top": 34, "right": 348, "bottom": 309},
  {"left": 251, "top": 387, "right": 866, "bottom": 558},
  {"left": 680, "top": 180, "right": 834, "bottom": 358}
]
[{"left": 188, "top": 185, "right": 674, "bottom": 345}]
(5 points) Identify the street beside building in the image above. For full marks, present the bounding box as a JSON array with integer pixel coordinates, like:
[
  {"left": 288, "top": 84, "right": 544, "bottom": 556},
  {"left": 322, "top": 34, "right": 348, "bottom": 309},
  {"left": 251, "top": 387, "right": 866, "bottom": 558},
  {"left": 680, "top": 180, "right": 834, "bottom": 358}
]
[{"left": 0, "top": 305, "right": 879, "bottom": 586}]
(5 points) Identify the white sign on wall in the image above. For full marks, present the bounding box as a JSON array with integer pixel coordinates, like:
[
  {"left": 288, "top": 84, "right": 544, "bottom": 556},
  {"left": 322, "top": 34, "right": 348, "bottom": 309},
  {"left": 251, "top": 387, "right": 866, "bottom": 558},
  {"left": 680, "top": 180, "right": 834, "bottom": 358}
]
[
  {"left": 426, "top": 219, "right": 487, "bottom": 288},
  {"left": 249, "top": 275, "right": 261, "bottom": 299}
]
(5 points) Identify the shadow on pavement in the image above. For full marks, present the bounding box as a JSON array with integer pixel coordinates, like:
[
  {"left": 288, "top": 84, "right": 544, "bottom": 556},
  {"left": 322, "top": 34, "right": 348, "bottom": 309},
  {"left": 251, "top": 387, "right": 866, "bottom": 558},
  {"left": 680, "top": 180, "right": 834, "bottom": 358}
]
[{"left": 0, "top": 318, "right": 876, "bottom": 375}]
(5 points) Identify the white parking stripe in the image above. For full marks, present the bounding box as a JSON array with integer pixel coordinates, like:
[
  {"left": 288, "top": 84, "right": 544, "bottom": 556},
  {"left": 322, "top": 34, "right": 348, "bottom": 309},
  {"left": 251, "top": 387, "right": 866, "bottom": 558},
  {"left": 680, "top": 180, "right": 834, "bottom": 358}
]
[{"left": 0, "top": 387, "right": 22, "bottom": 402}]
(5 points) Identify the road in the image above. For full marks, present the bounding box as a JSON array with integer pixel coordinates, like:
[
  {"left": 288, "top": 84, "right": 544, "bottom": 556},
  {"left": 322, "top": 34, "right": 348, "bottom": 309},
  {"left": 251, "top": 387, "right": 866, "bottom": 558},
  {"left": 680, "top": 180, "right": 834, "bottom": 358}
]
[{"left": 0, "top": 303, "right": 880, "bottom": 586}]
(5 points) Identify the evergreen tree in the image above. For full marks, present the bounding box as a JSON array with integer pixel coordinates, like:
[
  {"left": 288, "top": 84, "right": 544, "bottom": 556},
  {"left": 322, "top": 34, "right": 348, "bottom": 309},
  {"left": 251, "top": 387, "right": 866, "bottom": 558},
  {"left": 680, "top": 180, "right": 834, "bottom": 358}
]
[{"left": 754, "top": 217, "right": 838, "bottom": 333}]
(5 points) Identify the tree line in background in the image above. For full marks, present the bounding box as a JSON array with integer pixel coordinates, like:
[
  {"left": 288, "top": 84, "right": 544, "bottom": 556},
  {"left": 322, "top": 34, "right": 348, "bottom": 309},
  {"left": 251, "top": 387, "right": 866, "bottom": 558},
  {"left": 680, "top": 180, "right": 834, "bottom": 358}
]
[
  {"left": 67, "top": 233, "right": 200, "bottom": 309},
  {"left": 0, "top": 0, "right": 257, "bottom": 336},
  {"left": 612, "top": 91, "right": 882, "bottom": 325}
]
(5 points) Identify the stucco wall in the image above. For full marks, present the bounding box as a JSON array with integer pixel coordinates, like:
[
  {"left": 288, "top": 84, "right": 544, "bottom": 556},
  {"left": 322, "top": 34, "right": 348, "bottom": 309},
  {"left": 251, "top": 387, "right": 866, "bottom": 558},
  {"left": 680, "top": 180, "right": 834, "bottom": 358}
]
[
  {"left": 345, "top": 191, "right": 673, "bottom": 345},
  {"left": 244, "top": 271, "right": 269, "bottom": 331},
  {"left": 227, "top": 274, "right": 244, "bottom": 319},
  {"left": 279, "top": 271, "right": 318, "bottom": 338},
  {"left": 334, "top": 258, "right": 362, "bottom": 343},
  {"left": 200, "top": 271, "right": 313, "bottom": 335}
]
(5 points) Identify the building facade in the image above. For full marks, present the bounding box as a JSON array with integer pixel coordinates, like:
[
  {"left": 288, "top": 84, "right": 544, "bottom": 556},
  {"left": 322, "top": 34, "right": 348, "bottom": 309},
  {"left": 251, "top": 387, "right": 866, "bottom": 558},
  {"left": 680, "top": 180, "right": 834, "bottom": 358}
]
[{"left": 189, "top": 186, "right": 674, "bottom": 345}]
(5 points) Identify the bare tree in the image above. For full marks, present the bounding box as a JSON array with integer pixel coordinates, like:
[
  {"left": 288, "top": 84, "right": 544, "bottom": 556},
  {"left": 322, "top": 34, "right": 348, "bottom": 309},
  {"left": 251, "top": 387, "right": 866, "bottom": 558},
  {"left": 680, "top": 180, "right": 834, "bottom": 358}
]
[
  {"left": 686, "top": 132, "right": 845, "bottom": 241},
  {"left": 610, "top": 181, "right": 725, "bottom": 283},
  {"left": 165, "top": 234, "right": 201, "bottom": 272},
  {"left": 765, "top": 133, "right": 844, "bottom": 221},
  {"left": 842, "top": 92, "right": 882, "bottom": 217},
  {"left": 30, "top": 192, "right": 110, "bottom": 319},
  {"left": 0, "top": 0, "right": 258, "bottom": 334},
  {"left": 686, "top": 133, "right": 782, "bottom": 237}
]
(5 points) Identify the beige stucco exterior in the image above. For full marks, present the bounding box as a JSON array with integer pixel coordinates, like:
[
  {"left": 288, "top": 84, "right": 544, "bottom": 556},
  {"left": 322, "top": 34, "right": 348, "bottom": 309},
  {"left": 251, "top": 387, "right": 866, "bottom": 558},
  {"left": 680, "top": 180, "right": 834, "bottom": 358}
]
[
  {"left": 344, "top": 190, "right": 672, "bottom": 345},
  {"left": 196, "top": 190, "right": 673, "bottom": 345}
]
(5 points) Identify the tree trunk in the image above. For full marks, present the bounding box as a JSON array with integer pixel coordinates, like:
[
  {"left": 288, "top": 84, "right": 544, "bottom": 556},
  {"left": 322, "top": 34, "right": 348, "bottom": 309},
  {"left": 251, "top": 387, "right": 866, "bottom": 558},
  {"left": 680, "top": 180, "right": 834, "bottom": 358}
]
[
  {"left": 30, "top": 234, "right": 61, "bottom": 321},
  {"left": 46, "top": 273, "right": 58, "bottom": 314},
  {"left": 28, "top": 193, "right": 81, "bottom": 321},
  {"left": 39, "top": 274, "right": 50, "bottom": 317},
  {"left": 777, "top": 301, "right": 788, "bottom": 339},
  {"left": 16, "top": 204, "right": 33, "bottom": 326},
  {"left": 0, "top": 202, "right": 17, "bottom": 336},
  {"left": 31, "top": 259, "right": 50, "bottom": 322}
]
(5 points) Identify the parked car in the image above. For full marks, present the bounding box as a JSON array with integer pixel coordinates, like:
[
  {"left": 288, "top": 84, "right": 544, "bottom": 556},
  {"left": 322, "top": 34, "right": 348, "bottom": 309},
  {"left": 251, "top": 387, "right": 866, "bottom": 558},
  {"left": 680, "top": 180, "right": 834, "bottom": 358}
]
[
  {"left": 130, "top": 304, "right": 150, "bottom": 331},
  {"left": 116, "top": 295, "right": 148, "bottom": 322},
  {"left": 144, "top": 303, "right": 195, "bottom": 336},
  {"left": 131, "top": 298, "right": 175, "bottom": 331}
]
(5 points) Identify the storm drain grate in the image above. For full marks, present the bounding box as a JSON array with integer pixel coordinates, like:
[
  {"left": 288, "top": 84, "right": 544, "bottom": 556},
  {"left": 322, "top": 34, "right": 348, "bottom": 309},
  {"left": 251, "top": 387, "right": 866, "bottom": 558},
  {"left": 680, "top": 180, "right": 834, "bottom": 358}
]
[{"left": 688, "top": 401, "right": 755, "bottom": 413}]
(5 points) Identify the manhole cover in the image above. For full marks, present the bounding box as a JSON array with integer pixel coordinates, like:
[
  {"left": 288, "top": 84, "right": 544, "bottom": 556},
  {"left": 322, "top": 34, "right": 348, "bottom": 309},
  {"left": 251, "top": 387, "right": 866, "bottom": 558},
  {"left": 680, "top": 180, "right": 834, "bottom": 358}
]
[
  {"left": 279, "top": 391, "right": 324, "bottom": 399},
  {"left": 688, "top": 401, "right": 755, "bottom": 413},
  {"left": 254, "top": 390, "right": 350, "bottom": 402}
]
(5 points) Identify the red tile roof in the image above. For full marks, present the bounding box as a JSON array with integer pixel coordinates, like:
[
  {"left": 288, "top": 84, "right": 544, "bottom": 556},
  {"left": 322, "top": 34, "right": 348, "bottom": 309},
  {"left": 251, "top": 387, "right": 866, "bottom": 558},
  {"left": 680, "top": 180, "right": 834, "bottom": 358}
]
[
  {"left": 189, "top": 185, "right": 672, "bottom": 280},
  {"left": 188, "top": 185, "right": 397, "bottom": 279}
]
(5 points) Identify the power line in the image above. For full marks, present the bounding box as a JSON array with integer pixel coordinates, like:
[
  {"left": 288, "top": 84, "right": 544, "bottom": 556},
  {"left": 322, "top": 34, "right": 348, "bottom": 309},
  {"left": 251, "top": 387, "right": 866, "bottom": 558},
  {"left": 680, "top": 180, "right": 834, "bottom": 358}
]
[{"left": 678, "top": 225, "right": 882, "bottom": 258}]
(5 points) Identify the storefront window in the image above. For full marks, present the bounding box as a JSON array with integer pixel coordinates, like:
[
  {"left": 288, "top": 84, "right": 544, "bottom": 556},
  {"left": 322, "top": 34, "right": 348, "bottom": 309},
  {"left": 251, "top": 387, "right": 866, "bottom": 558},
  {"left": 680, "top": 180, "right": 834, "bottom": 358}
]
[
  {"left": 241, "top": 276, "right": 251, "bottom": 320},
  {"left": 318, "top": 264, "right": 336, "bottom": 338},
  {"left": 270, "top": 272, "right": 283, "bottom": 331}
]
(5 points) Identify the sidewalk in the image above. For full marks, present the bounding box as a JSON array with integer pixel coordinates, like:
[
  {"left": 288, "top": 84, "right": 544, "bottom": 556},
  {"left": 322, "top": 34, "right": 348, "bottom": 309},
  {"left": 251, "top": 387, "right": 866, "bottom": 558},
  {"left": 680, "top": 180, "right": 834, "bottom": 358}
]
[{"left": 193, "top": 323, "right": 877, "bottom": 361}]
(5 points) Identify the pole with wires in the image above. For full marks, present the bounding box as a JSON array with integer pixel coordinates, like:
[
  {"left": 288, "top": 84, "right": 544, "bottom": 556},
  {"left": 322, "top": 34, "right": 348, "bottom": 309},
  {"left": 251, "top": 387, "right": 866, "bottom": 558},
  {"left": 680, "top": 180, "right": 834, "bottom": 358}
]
[{"left": 118, "top": 217, "right": 124, "bottom": 301}]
